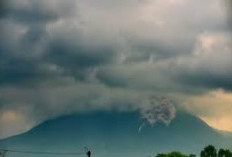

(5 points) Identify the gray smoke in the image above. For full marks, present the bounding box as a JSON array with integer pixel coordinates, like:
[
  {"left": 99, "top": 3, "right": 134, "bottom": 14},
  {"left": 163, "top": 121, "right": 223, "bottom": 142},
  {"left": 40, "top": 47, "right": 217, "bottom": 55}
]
[{"left": 138, "top": 96, "right": 176, "bottom": 133}]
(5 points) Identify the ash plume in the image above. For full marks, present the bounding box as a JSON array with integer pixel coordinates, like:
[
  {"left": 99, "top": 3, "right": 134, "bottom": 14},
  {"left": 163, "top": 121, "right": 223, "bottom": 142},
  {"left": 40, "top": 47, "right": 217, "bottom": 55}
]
[{"left": 138, "top": 96, "right": 176, "bottom": 133}]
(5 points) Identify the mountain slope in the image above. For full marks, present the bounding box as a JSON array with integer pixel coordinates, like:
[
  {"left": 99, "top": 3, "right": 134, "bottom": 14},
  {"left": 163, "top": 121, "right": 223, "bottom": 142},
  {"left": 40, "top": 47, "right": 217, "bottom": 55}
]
[{"left": 0, "top": 111, "right": 232, "bottom": 157}]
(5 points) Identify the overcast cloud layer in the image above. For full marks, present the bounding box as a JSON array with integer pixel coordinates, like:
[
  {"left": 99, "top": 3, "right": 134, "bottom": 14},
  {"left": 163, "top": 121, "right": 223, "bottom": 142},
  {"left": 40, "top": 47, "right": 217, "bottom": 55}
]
[{"left": 0, "top": 0, "right": 232, "bottom": 139}]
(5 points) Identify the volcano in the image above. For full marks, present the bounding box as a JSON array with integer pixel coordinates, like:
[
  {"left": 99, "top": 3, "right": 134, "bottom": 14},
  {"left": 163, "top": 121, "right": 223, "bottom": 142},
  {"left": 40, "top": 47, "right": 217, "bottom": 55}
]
[{"left": 0, "top": 111, "right": 232, "bottom": 157}]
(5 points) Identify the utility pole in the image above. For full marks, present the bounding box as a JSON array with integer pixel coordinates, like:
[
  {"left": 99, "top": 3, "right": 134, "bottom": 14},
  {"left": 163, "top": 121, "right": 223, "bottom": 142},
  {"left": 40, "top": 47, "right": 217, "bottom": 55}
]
[
  {"left": 84, "top": 146, "right": 91, "bottom": 157},
  {"left": 86, "top": 150, "right": 91, "bottom": 157},
  {"left": 0, "top": 150, "right": 7, "bottom": 157}
]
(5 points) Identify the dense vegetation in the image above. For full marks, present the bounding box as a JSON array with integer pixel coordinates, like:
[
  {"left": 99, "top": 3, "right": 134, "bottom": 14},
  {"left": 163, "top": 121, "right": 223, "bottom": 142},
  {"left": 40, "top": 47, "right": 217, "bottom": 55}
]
[
  {"left": 155, "top": 145, "right": 232, "bottom": 157},
  {"left": 156, "top": 151, "right": 188, "bottom": 157}
]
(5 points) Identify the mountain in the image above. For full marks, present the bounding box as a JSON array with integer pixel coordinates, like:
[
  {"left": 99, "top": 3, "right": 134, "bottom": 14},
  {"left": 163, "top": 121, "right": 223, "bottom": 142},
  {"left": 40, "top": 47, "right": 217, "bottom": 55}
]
[{"left": 0, "top": 111, "right": 232, "bottom": 157}]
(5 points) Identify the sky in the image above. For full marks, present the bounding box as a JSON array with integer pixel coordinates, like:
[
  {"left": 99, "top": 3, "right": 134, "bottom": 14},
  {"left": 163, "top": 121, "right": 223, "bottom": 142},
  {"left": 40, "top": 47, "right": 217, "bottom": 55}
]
[{"left": 0, "top": 0, "right": 232, "bottom": 139}]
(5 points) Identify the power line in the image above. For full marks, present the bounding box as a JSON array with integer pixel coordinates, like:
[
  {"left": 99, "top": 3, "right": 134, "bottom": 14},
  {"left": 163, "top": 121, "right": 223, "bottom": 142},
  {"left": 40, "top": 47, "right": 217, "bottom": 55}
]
[{"left": 0, "top": 149, "right": 86, "bottom": 155}]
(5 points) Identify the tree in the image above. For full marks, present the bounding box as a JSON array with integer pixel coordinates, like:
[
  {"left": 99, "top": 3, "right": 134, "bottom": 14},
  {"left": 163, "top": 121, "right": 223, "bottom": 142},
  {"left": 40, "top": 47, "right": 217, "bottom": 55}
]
[
  {"left": 218, "top": 149, "right": 232, "bottom": 157},
  {"left": 156, "top": 151, "right": 188, "bottom": 157},
  {"left": 168, "top": 152, "right": 188, "bottom": 157},
  {"left": 201, "top": 145, "right": 217, "bottom": 157},
  {"left": 224, "top": 150, "right": 232, "bottom": 157},
  {"left": 218, "top": 149, "right": 226, "bottom": 157},
  {"left": 156, "top": 153, "right": 168, "bottom": 157}
]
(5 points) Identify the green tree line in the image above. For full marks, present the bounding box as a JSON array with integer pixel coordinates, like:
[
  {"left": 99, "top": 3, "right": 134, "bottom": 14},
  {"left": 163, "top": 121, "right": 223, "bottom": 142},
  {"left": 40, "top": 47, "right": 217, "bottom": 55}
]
[{"left": 155, "top": 145, "right": 232, "bottom": 157}]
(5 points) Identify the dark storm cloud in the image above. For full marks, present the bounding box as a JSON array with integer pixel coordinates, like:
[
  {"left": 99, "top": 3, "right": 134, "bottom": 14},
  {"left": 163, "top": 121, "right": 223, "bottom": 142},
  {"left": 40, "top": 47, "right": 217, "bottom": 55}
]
[
  {"left": 44, "top": 39, "right": 116, "bottom": 81},
  {"left": 96, "top": 69, "right": 129, "bottom": 88},
  {"left": 0, "top": 0, "right": 230, "bottom": 92},
  {"left": 0, "top": 56, "right": 65, "bottom": 86},
  {"left": 0, "top": 1, "right": 5, "bottom": 16},
  {"left": 175, "top": 71, "right": 232, "bottom": 91},
  {"left": 47, "top": 39, "right": 116, "bottom": 68},
  {"left": 0, "top": 58, "right": 41, "bottom": 85},
  {"left": 0, "top": 32, "right": 116, "bottom": 86},
  {"left": 20, "top": 24, "right": 47, "bottom": 45},
  {"left": 0, "top": 7, "right": 57, "bottom": 24},
  {"left": 0, "top": 2, "right": 56, "bottom": 24},
  {"left": 0, "top": 0, "right": 116, "bottom": 85},
  {"left": 129, "top": 42, "right": 194, "bottom": 63},
  {"left": 0, "top": 23, "right": 50, "bottom": 86},
  {"left": 1, "top": 0, "right": 228, "bottom": 91},
  {"left": 0, "top": 0, "right": 77, "bottom": 24}
]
